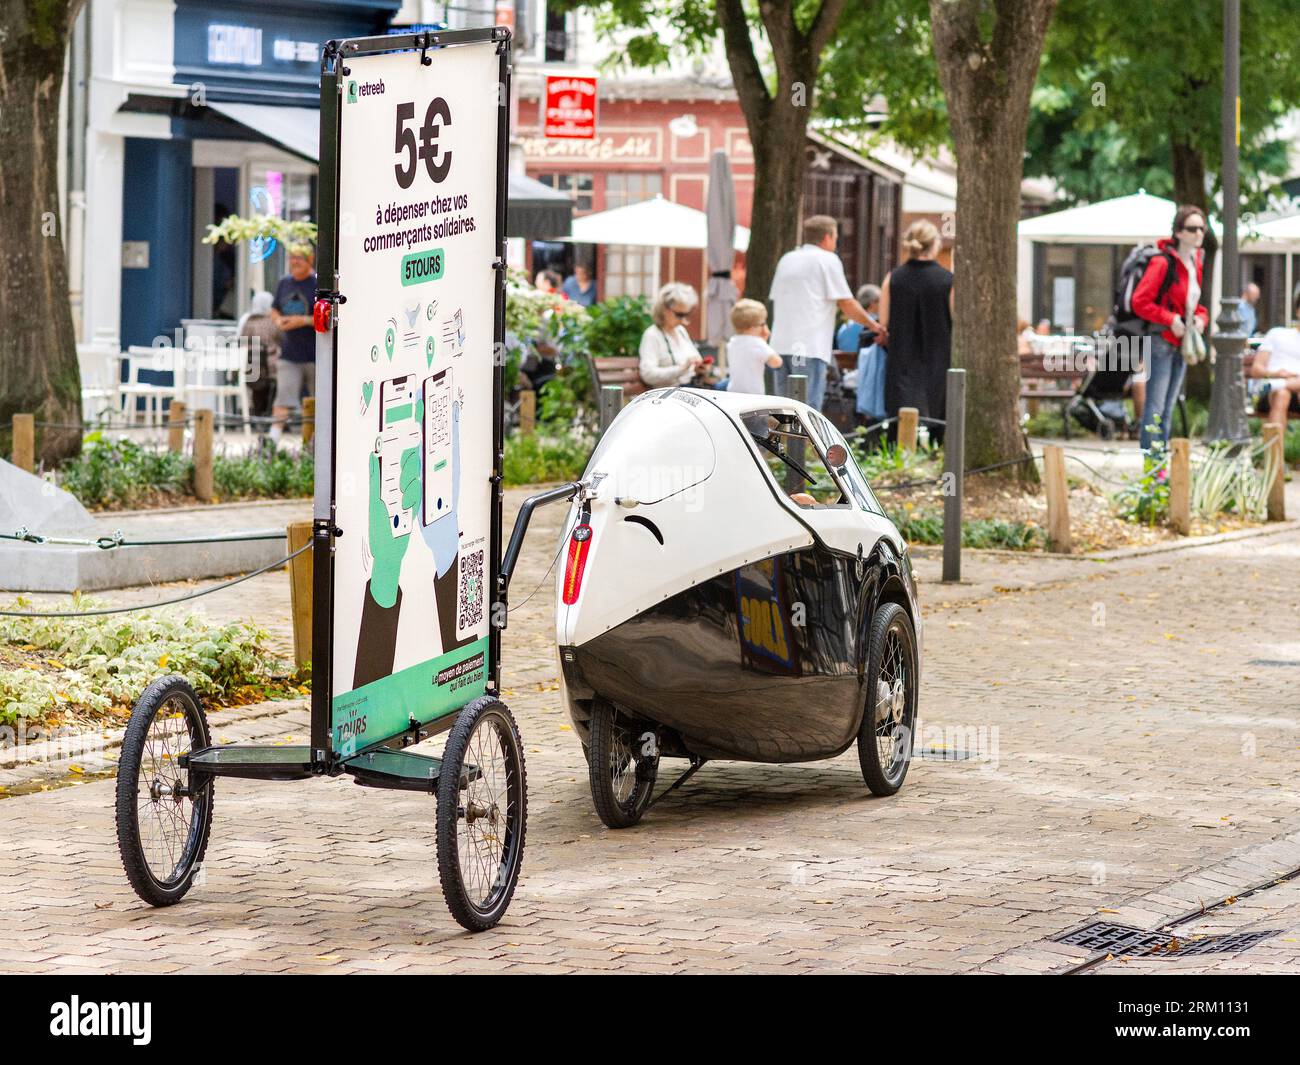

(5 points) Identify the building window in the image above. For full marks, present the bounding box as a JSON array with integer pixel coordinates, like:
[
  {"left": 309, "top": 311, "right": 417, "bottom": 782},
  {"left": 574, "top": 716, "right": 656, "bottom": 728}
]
[
  {"left": 605, "top": 171, "right": 661, "bottom": 209},
  {"left": 536, "top": 171, "right": 594, "bottom": 213},
  {"left": 602, "top": 172, "right": 662, "bottom": 299},
  {"left": 544, "top": 7, "right": 571, "bottom": 62}
]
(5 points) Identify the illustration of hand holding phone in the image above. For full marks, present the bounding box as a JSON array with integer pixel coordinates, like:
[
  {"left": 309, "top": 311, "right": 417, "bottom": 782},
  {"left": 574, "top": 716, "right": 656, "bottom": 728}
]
[{"left": 378, "top": 375, "right": 422, "bottom": 538}]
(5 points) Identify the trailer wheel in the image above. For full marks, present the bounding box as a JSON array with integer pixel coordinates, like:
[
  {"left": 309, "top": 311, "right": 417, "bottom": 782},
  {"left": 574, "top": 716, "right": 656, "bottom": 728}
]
[
  {"left": 436, "top": 696, "right": 527, "bottom": 932},
  {"left": 115, "top": 676, "right": 214, "bottom": 906},
  {"left": 587, "top": 699, "right": 658, "bottom": 829},
  {"left": 858, "top": 603, "right": 918, "bottom": 796}
]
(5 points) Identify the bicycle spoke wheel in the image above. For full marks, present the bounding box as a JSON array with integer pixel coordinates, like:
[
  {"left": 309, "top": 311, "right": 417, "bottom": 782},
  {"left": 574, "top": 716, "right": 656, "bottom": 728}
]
[
  {"left": 115, "top": 676, "right": 214, "bottom": 906},
  {"left": 436, "top": 696, "right": 527, "bottom": 932}
]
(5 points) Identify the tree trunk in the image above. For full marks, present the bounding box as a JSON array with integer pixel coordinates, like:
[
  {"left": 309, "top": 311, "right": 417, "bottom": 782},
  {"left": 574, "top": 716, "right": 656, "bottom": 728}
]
[
  {"left": 1172, "top": 140, "right": 1213, "bottom": 402},
  {"left": 743, "top": 100, "right": 812, "bottom": 302},
  {"left": 929, "top": 0, "right": 1055, "bottom": 475},
  {"left": 0, "top": 1, "right": 84, "bottom": 467},
  {"left": 715, "top": 0, "right": 849, "bottom": 302}
]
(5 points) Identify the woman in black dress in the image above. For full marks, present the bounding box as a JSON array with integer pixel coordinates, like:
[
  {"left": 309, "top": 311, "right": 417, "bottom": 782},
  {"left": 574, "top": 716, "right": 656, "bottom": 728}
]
[{"left": 880, "top": 219, "right": 953, "bottom": 444}]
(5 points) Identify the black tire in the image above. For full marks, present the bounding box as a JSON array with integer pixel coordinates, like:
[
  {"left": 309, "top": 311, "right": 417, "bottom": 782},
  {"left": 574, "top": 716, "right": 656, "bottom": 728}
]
[
  {"left": 587, "top": 699, "right": 658, "bottom": 829},
  {"left": 858, "top": 602, "right": 918, "bottom": 796},
  {"left": 435, "top": 696, "right": 527, "bottom": 932},
  {"left": 115, "top": 675, "right": 214, "bottom": 906}
]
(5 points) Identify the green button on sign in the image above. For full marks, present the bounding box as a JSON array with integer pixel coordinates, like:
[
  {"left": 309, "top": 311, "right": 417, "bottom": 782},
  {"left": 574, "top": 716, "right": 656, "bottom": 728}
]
[{"left": 401, "top": 249, "right": 445, "bottom": 287}]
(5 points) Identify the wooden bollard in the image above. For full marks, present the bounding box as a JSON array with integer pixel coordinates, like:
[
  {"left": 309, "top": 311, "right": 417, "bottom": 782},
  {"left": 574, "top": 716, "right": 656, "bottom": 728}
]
[
  {"left": 1168, "top": 437, "right": 1191, "bottom": 535},
  {"left": 519, "top": 390, "right": 536, "bottom": 436},
  {"left": 193, "top": 408, "right": 214, "bottom": 502},
  {"left": 1263, "top": 423, "right": 1287, "bottom": 522},
  {"left": 167, "top": 401, "right": 186, "bottom": 453},
  {"left": 1043, "top": 444, "right": 1072, "bottom": 554},
  {"left": 287, "top": 521, "right": 313, "bottom": 668},
  {"left": 897, "top": 407, "right": 919, "bottom": 452},
  {"left": 11, "top": 414, "right": 34, "bottom": 473},
  {"left": 302, "top": 396, "right": 316, "bottom": 448}
]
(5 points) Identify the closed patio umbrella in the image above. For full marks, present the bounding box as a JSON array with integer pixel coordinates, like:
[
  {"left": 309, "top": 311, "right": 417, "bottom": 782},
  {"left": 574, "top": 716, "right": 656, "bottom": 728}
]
[{"left": 705, "top": 150, "right": 739, "bottom": 350}]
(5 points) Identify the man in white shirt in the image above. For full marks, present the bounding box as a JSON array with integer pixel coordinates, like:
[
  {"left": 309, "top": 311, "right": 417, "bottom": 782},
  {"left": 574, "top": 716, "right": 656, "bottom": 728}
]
[
  {"left": 768, "top": 215, "right": 885, "bottom": 410},
  {"left": 1251, "top": 307, "right": 1300, "bottom": 429}
]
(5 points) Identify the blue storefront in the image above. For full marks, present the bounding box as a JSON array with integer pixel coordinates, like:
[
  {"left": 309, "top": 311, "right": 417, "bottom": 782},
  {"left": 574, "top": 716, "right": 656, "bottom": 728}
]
[{"left": 117, "top": 0, "right": 401, "bottom": 347}]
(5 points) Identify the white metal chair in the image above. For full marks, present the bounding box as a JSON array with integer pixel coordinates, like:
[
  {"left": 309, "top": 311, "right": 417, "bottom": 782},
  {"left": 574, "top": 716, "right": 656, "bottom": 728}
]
[
  {"left": 76, "top": 342, "right": 122, "bottom": 424},
  {"left": 120, "top": 345, "right": 186, "bottom": 427},
  {"left": 184, "top": 336, "right": 251, "bottom": 436}
]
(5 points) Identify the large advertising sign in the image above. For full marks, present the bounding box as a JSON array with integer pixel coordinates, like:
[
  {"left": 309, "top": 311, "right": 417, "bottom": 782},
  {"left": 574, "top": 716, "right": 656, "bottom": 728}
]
[{"left": 326, "top": 38, "right": 502, "bottom": 756}]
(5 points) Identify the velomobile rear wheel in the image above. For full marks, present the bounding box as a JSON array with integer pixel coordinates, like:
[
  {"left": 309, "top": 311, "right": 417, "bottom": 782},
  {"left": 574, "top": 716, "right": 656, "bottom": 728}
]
[
  {"left": 435, "top": 696, "right": 527, "bottom": 932},
  {"left": 115, "top": 676, "right": 214, "bottom": 906},
  {"left": 858, "top": 603, "right": 918, "bottom": 796},
  {"left": 588, "top": 699, "right": 658, "bottom": 829}
]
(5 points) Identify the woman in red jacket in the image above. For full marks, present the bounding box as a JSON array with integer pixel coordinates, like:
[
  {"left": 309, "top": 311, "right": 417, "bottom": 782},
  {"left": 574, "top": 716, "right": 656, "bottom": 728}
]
[{"left": 1131, "top": 205, "right": 1210, "bottom": 451}]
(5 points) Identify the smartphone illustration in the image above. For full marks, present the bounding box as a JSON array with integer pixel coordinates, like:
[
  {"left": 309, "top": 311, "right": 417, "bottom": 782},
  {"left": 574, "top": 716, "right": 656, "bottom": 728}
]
[
  {"left": 378, "top": 374, "right": 421, "bottom": 537},
  {"left": 422, "top": 369, "right": 454, "bottom": 527}
]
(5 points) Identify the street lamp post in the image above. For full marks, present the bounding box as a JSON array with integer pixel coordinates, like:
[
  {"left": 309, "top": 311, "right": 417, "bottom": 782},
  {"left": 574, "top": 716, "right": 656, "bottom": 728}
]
[{"left": 1207, "top": 0, "right": 1250, "bottom": 443}]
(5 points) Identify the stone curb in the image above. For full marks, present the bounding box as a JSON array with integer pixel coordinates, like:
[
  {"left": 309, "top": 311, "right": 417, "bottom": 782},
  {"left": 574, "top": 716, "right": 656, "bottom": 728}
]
[{"left": 0, "top": 697, "right": 307, "bottom": 791}]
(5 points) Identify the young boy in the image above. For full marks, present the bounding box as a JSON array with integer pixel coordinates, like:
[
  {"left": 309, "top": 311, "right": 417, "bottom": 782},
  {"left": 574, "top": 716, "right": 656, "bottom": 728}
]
[{"left": 727, "top": 298, "right": 784, "bottom": 395}]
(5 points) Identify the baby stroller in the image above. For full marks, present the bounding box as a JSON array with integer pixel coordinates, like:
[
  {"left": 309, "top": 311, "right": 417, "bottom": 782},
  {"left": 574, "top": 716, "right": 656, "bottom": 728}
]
[{"left": 1069, "top": 363, "right": 1133, "bottom": 440}]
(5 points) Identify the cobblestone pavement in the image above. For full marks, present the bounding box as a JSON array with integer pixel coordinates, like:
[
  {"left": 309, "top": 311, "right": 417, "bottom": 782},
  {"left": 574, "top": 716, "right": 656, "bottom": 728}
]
[{"left": 1, "top": 488, "right": 1299, "bottom": 973}]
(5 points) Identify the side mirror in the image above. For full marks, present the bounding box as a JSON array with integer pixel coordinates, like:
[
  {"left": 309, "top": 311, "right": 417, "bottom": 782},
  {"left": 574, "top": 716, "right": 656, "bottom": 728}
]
[{"left": 826, "top": 443, "right": 849, "bottom": 467}]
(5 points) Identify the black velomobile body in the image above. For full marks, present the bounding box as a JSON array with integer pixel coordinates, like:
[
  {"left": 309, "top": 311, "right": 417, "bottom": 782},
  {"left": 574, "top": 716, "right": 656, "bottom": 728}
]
[{"left": 552, "top": 387, "right": 923, "bottom": 827}]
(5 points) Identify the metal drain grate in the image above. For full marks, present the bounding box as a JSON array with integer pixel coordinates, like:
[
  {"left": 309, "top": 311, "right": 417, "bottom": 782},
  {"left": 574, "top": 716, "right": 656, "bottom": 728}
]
[
  {"left": 1055, "top": 921, "right": 1279, "bottom": 958},
  {"left": 914, "top": 746, "right": 978, "bottom": 761}
]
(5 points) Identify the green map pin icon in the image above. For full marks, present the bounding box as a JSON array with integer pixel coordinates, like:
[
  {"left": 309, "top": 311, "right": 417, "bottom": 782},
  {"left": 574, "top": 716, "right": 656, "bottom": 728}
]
[
  {"left": 384, "top": 327, "right": 395, "bottom": 360},
  {"left": 425, "top": 336, "right": 435, "bottom": 367}
]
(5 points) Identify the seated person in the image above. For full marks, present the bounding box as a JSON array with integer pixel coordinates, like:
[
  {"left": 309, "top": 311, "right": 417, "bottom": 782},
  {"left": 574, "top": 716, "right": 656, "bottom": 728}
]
[
  {"left": 835, "top": 284, "right": 883, "bottom": 353},
  {"left": 639, "top": 282, "right": 702, "bottom": 388},
  {"left": 1249, "top": 299, "right": 1300, "bottom": 430},
  {"left": 727, "top": 299, "right": 783, "bottom": 395}
]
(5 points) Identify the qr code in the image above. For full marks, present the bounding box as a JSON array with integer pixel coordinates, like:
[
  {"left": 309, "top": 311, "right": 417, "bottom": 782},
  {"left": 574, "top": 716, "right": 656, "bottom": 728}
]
[{"left": 458, "top": 549, "right": 484, "bottom": 631}]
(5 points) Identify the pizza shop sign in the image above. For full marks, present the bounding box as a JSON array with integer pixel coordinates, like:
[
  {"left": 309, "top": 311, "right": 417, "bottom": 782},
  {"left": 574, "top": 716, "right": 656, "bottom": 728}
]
[{"left": 544, "top": 75, "right": 597, "bottom": 139}]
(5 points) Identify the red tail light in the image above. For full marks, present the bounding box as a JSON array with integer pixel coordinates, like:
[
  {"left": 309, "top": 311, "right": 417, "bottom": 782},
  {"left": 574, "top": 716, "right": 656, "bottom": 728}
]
[
  {"left": 562, "top": 523, "right": 592, "bottom": 605},
  {"left": 313, "top": 298, "right": 332, "bottom": 333}
]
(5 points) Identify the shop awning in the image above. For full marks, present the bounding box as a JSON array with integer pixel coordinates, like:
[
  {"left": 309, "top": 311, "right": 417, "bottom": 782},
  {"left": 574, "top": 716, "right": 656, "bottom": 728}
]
[
  {"left": 565, "top": 195, "right": 750, "bottom": 250},
  {"left": 1018, "top": 190, "right": 1222, "bottom": 245},
  {"left": 206, "top": 101, "right": 320, "bottom": 162},
  {"left": 507, "top": 172, "right": 573, "bottom": 239}
]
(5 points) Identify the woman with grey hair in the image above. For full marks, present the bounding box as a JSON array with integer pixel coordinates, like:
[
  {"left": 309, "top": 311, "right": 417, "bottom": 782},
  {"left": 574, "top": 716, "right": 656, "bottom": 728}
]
[{"left": 639, "top": 282, "right": 702, "bottom": 388}]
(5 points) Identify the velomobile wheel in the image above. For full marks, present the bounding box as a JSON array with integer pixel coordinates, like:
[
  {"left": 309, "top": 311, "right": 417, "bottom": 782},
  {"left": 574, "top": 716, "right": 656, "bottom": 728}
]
[
  {"left": 435, "top": 696, "right": 527, "bottom": 932},
  {"left": 858, "top": 602, "right": 918, "bottom": 796},
  {"left": 115, "top": 675, "right": 214, "bottom": 906},
  {"left": 588, "top": 699, "right": 658, "bottom": 829}
]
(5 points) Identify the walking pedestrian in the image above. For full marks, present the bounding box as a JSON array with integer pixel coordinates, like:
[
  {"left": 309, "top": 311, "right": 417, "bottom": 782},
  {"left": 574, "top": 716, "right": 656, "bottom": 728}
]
[
  {"left": 879, "top": 219, "right": 953, "bottom": 443},
  {"left": 269, "top": 246, "right": 317, "bottom": 444},
  {"left": 1131, "top": 204, "right": 1208, "bottom": 451},
  {"left": 769, "top": 215, "right": 883, "bottom": 411}
]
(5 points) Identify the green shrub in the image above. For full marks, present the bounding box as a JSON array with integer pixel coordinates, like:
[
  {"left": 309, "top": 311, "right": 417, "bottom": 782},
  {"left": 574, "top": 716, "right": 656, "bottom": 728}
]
[
  {"left": 888, "top": 510, "right": 1043, "bottom": 550},
  {"left": 0, "top": 599, "right": 291, "bottom": 725},
  {"left": 502, "top": 433, "right": 591, "bottom": 486},
  {"left": 58, "top": 436, "right": 313, "bottom": 508}
]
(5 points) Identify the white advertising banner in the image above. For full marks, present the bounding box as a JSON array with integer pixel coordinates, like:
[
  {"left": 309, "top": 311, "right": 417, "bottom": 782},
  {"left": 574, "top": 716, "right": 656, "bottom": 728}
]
[{"left": 328, "top": 40, "right": 501, "bottom": 754}]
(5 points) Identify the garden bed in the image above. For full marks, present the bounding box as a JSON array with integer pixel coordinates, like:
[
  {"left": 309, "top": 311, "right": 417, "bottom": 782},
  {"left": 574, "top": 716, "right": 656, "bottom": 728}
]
[{"left": 0, "top": 598, "right": 305, "bottom": 733}]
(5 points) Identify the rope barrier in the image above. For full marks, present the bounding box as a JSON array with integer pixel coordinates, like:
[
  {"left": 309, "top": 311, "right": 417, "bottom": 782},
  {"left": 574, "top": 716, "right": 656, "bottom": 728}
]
[
  {"left": 0, "top": 543, "right": 310, "bottom": 619},
  {"left": 0, "top": 529, "right": 287, "bottom": 550},
  {"left": 33, "top": 413, "right": 310, "bottom": 432}
]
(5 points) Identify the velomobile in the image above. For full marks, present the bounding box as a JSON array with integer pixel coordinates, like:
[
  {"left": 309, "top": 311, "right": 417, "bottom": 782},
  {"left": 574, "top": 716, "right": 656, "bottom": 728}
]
[{"left": 547, "top": 387, "right": 923, "bottom": 828}]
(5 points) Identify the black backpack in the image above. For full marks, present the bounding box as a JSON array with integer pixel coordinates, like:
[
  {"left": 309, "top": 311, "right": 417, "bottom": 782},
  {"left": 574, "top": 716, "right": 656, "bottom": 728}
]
[{"left": 1108, "top": 243, "right": 1176, "bottom": 337}]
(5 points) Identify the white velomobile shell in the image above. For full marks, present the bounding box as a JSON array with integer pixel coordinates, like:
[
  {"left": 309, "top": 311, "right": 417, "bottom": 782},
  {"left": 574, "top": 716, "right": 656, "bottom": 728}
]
[
  {"left": 556, "top": 389, "right": 817, "bottom": 647},
  {"left": 555, "top": 387, "right": 910, "bottom": 649}
]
